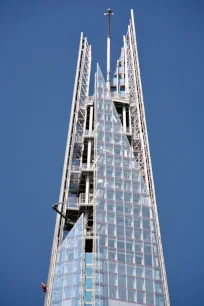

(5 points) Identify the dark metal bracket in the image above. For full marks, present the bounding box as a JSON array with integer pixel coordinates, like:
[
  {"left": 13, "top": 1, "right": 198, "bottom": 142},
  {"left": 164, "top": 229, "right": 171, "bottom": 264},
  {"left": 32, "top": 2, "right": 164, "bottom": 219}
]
[
  {"left": 52, "top": 202, "right": 76, "bottom": 226},
  {"left": 52, "top": 202, "right": 69, "bottom": 222}
]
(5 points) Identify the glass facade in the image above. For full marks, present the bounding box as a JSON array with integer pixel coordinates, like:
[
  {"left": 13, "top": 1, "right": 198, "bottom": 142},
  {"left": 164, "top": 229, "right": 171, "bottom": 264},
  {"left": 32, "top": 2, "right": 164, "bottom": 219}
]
[
  {"left": 46, "top": 10, "right": 169, "bottom": 306},
  {"left": 51, "top": 215, "right": 84, "bottom": 306},
  {"left": 94, "top": 66, "right": 165, "bottom": 306}
]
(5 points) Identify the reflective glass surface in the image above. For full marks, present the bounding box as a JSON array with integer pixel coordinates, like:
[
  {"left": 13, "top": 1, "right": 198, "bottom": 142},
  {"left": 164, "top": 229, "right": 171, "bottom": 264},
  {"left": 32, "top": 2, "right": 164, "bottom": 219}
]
[
  {"left": 94, "top": 66, "right": 165, "bottom": 305},
  {"left": 51, "top": 215, "right": 84, "bottom": 306}
]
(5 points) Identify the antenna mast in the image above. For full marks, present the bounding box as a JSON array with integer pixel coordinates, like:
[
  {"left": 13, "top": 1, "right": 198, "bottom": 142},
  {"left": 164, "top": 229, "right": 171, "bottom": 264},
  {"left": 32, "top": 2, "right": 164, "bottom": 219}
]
[{"left": 104, "top": 8, "right": 114, "bottom": 90}]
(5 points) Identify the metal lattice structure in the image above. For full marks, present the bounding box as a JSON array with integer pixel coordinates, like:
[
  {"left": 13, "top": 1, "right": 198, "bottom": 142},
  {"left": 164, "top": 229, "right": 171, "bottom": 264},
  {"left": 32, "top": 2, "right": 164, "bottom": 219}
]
[
  {"left": 45, "top": 33, "right": 92, "bottom": 306},
  {"left": 45, "top": 10, "right": 170, "bottom": 306},
  {"left": 123, "top": 11, "right": 170, "bottom": 305}
]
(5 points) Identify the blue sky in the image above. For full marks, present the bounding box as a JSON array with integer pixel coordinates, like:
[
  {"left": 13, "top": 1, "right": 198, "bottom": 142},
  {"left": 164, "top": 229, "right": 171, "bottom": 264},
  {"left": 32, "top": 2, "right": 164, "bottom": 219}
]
[{"left": 1, "top": 0, "right": 203, "bottom": 305}]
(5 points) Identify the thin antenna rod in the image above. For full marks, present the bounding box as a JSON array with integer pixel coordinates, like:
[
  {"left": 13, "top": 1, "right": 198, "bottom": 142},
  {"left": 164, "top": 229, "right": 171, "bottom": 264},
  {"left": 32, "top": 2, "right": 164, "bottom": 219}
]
[{"left": 104, "top": 8, "right": 114, "bottom": 89}]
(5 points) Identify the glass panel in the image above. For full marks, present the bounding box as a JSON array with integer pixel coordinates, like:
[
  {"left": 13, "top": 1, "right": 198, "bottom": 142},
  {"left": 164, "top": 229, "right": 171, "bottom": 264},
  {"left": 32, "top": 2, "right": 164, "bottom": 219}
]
[
  {"left": 51, "top": 215, "right": 84, "bottom": 305},
  {"left": 156, "top": 294, "right": 165, "bottom": 306},
  {"left": 137, "top": 278, "right": 145, "bottom": 291},
  {"left": 109, "top": 262, "right": 116, "bottom": 273},
  {"left": 127, "top": 265, "right": 135, "bottom": 277},
  {"left": 155, "top": 282, "right": 163, "bottom": 294},
  {"left": 145, "top": 254, "right": 153, "bottom": 266},
  {"left": 128, "top": 290, "right": 136, "bottom": 303},
  {"left": 85, "top": 278, "right": 92, "bottom": 289},
  {"left": 154, "top": 270, "right": 161, "bottom": 281},
  {"left": 85, "top": 291, "right": 92, "bottom": 302},
  {"left": 136, "top": 267, "right": 145, "bottom": 278},
  {"left": 109, "top": 286, "right": 118, "bottom": 299},
  {"left": 118, "top": 275, "right": 126, "bottom": 287},
  {"left": 94, "top": 65, "right": 165, "bottom": 305},
  {"left": 146, "top": 292, "right": 154, "bottom": 305},
  {"left": 109, "top": 274, "right": 117, "bottom": 286},
  {"left": 137, "top": 291, "right": 145, "bottom": 304},
  {"left": 85, "top": 267, "right": 92, "bottom": 276},
  {"left": 119, "top": 289, "right": 126, "bottom": 301},
  {"left": 127, "top": 276, "right": 135, "bottom": 289},
  {"left": 118, "top": 263, "right": 126, "bottom": 275},
  {"left": 146, "top": 279, "right": 153, "bottom": 292},
  {"left": 146, "top": 268, "right": 153, "bottom": 279}
]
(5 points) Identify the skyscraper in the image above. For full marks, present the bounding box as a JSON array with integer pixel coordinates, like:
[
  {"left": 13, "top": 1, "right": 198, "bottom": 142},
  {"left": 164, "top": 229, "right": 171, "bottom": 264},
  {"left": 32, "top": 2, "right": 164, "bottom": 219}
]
[{"left": 45, "top": 9, "right": 170, "bottom": 306}]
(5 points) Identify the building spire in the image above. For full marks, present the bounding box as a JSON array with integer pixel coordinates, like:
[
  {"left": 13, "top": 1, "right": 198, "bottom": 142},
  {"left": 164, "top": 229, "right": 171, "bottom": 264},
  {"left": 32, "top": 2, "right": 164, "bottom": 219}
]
[{"left": 104, "top": 8, "right": 114, "bottom": 90}]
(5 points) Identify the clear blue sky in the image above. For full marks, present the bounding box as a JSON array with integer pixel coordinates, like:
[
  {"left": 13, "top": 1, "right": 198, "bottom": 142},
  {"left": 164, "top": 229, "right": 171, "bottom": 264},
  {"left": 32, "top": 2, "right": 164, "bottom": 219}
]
[{"left": 1, "top": 0, "right": 203, "bottom": 305}]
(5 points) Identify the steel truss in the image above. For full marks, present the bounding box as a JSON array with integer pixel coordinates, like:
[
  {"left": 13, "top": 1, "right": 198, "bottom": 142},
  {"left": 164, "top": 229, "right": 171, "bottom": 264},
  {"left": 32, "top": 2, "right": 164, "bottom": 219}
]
[
  {"left": 44, "top": 33, "right": 91, "bottom": 306},
  {"left": 45, "top": 10, "right": 170, "bottom": 306},
  {"left": 122, "top": 10, "right": 170, "bottom": 306}
]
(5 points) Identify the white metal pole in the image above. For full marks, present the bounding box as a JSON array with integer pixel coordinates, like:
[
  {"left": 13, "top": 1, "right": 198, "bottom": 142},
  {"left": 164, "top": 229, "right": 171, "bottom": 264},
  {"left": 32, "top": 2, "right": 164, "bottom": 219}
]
[
  {"left": 123, "top": 106, "right": 127, "bottom": 133},
  {"left": 107, "top": 37, "right": 110, "bottom": 90},
  {"left": 87, "top": 106, "right": 93, "bottom": 168},
  {"left": 85, "top": 175, "right": 90, "bottom": 204},
  {"left": 89, "top": 106, "right": 93, "bottom": 132},
  {"left": 87, "top": 140, "right": 91, "bottom": 168},
  {"left": 129, "top": 107, "right": 132, "bottom": 134},
  {"left": 104, "top": 9, "right": 113, "bottom": 91}
]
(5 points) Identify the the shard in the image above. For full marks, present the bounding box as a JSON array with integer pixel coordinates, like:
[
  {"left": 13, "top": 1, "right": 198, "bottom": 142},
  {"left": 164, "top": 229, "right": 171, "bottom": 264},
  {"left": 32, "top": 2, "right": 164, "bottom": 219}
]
[{"left": 44, "top": 9, "right": 170, "bottom": 306}]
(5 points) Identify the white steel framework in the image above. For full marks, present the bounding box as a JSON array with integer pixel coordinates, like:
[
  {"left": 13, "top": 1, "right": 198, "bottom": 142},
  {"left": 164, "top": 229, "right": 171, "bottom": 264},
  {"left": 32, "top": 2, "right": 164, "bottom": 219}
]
[
  {"left": 44, "top": 33, "right": 92, "bottom": 306},
  {"left": 123, "top": 10, "right": 170, "bottom": 305},
  {"left": 45, "top": 9, "right": 170, "bottom": 306}
]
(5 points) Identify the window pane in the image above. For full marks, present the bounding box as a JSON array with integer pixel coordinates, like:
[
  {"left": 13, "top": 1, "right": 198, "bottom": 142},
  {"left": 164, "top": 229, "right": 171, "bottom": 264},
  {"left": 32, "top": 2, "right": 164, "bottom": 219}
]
[
  {"left": 127, "top": 276, "right": 135, "bottom": 289},
  {"left": 143, "top": 219, "right": 150, "bottom": 229},
  {"left": 135, "top": 243, "right": 143, "bottom": 253},
  {"left": 142, "top": 207, "right": 150, "bottom": 218},
  {"left": 137, "top": 291, "right": 145, "bottom": 304},
  {"left": 126, "top": 253, "right": 134, "bottom": 264},
  {"left": 109, "top": 250, "right": 116, "bottom": 260},
  {"left": 106, "top": 167, "right": 113, "bottom": 176},
  {"left": 145, "top": 268, "right": 153, "bottom": 279},
  {"left": 146, "top": 292, "right": 154, "bottom": 305},
  {"left": 136, "top": 278, "right": 145, "bottom": 291},
  {"left": 108, "top": 238, "right": 115, "bottom": 248},
  {"left": 85, "top": 291, "right": 92, "bottom": 302},
  {"left": 85, "top": 267, "right": 92, "bottom": 276},
  {"left": 109, "top": 274, "right": 117, "bottom": 286},
  {"left": 127, "top": 265, "right": 135, "bottom": 277},
  {"left": 146, "top": 279, "right": 153, "bottom": 292},
  {"left": 135, "top": 230, "right": 142, "bottom": 240},
  {"left": 156, "top": 294, "right": 165, "bottom": 306},
  {"left": 109, "top": 262, "right": 116, "bottom": 273},
  {"left": 118, "top": 263, "right": 126, "bottom": 275},
  {"left": 85, "top": 278, "right": 92, "bottom": 289},
  {"left": 115, "top": 179, "right": 122, "bottom": 189},
  {"left": 128, "top": 290, "right": 136, "bottom": 303},
  {"left": 109, "top": 286, "right": 118, "bottom": 299},
  {"left": 118, "top": 275, "right": 126, "bottom": 287},
  {"left": 154, "top": 269, "right": 162, "bottom": 281},
  {"left": 144, "top": 244, "right": 152, "bottom": 254},
  {"left": 119, "top": 288, "right": 126, "bottom": 301},
  {"left": 125, "top": 216, "right": 132, "bottom": 226},
  {"left": 116, "top": 191, "right": 123, "bottom": 200},
  {"left": 155, "top": 282, "right": 163, "bottom": 294},
  {"left": 118, "top": 252, "right": 125, "bottom": 262},
  {"left": 145, "top": 255, "right": 152, "bottom": 266},
  {"left": 136, "top": 267, "right": 144, "bottom": 278},
  {"left": 117, "top": 240, "right": 125, "bottom": 250}
]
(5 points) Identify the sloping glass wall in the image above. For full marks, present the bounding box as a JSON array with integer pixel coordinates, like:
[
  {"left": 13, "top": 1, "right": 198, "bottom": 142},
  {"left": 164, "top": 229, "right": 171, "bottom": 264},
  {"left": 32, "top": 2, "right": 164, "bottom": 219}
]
[
  {"left": 94, "top": 66, "right": 165, "bottom": 306},
  {"left": 51, "top": 215, "right": 84, "bottom": 306}
]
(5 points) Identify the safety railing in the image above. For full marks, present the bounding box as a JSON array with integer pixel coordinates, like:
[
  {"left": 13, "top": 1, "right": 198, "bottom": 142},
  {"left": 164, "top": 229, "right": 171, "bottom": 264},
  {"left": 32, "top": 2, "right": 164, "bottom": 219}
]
[
  {"left": 81, "top": 163, "right": 95, "bottom": 171},
  {"left": 67, "top": 197, "right": 78, "bottom": 209},
  {"left": 84, "top": 130, "right": 94, "bottom": 137},
  {"left": 78, "top": 193, "right": 94, "bottom": 205}
]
